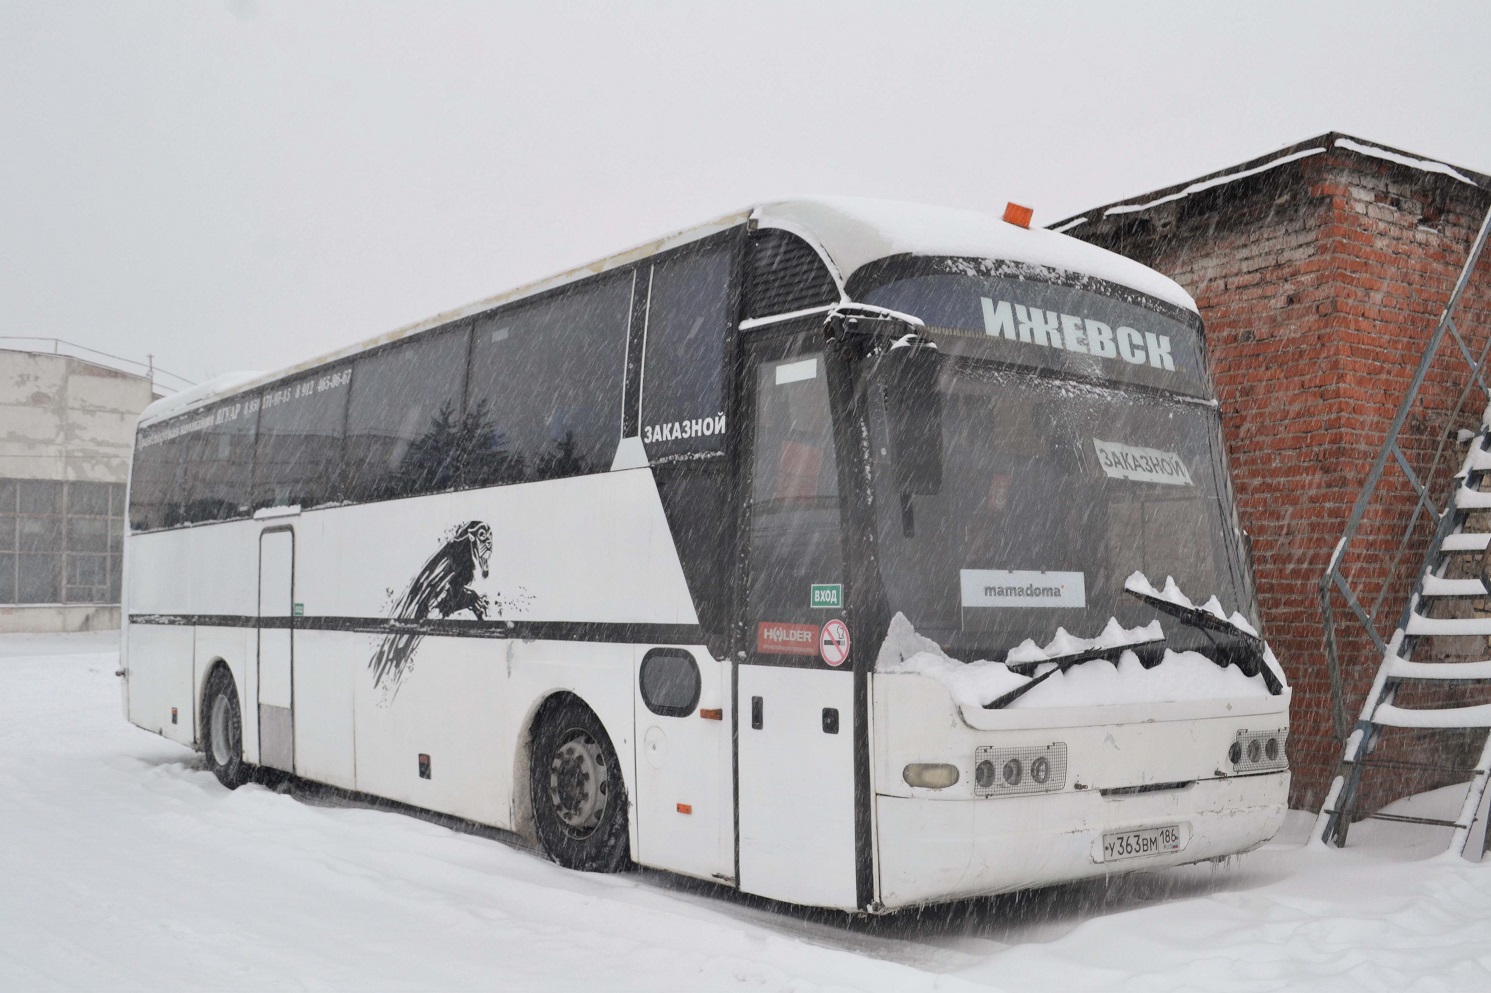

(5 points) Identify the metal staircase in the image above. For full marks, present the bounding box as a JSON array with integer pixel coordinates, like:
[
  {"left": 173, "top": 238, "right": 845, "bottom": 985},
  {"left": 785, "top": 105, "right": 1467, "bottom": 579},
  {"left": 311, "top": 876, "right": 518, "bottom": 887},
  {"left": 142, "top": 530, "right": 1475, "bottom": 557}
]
[{"left": 1316, "top": 204, "right": 1491, "bottom": 856}]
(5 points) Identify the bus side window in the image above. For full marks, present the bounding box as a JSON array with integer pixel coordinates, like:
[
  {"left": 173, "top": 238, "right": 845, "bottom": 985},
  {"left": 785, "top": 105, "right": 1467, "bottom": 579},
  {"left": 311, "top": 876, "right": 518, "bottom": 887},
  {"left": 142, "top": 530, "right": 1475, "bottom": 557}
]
[
  {"left": 252, "top": 366, "right": 350, "bottom": 512},
  {"left": 128, "top": 432, "right": 184, "bottom": 532},
  {"left": 180, "top": 400, "right": 256, "bottom": 524},
  {"left": 464, "top": 272, "right": 632, "bottom": 487},
  {"left": 640, "top": 241, "right": 732, "bottom": 462},
  {"left": 343, "top": 327, "right": 470, "bottom": 502}
]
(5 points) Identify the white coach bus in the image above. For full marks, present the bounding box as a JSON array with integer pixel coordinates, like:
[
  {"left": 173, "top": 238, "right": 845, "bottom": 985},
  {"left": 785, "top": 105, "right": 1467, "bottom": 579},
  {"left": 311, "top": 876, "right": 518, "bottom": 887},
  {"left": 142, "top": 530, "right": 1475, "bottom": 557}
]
[{"left": 121, "top": 197, "right": 1290, "bottom": 912}]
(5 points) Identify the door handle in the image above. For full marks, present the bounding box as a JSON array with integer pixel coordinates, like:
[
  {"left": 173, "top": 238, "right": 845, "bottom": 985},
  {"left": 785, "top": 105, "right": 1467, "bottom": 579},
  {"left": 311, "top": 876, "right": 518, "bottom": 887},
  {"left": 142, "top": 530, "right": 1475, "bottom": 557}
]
[{"left": 750, "top": 696, "right": 763, "bottom": 729}]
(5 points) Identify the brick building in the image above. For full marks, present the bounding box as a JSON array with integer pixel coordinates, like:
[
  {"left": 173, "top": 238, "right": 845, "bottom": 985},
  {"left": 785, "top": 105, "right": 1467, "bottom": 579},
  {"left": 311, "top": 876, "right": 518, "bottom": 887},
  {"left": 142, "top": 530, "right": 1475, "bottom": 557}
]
[{"left": 1054, "top": 133, "right": 1491, "bottom": 809}]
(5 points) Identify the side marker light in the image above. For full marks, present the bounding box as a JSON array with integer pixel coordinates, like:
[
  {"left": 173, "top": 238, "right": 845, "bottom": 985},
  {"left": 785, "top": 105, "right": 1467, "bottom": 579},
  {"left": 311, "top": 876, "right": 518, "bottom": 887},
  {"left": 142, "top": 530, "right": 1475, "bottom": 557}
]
[{"left": 903, "top": 763, "right": 960, "bottom": 789}]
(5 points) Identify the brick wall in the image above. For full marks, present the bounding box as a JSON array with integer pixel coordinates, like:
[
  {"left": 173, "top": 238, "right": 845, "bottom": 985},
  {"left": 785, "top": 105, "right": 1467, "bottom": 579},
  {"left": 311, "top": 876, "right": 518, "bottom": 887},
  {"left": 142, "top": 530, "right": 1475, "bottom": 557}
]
[{"left": 1063, "top": 142, "right": 1491, "bottom": 809}]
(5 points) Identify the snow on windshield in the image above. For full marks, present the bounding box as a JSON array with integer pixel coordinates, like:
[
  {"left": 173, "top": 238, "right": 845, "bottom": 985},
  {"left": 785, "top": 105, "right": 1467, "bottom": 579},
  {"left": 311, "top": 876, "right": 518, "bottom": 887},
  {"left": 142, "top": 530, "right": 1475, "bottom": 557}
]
[{"left": 875, "top": 610, "right": 1275, "bottom": 710}]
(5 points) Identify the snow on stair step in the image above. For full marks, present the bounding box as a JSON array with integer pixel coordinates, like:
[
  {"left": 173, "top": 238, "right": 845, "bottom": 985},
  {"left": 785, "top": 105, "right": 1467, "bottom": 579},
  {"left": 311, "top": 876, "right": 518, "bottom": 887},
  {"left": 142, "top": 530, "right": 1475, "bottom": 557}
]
[
  {"left": 1455, "top": 444, "right": 1491, "bottom": 476},
  {"left": 1405, "top": 614, "right": 1491, "bottom": 636},
  {"left": 1383, "top": 654, "right": 1491, "bottom": 680},
  {"left": 1420, "top": 574, "right": 1490, "bottom": 597},
  {"left": 1454, "top": 485, "right": 1491, "bottom": 510},
  {"left": 1373, "top": 701, "right": 1491, "bottom": 728},
  {"left": 1442, "top": 532, "right": 1491, "bottom": 552}
]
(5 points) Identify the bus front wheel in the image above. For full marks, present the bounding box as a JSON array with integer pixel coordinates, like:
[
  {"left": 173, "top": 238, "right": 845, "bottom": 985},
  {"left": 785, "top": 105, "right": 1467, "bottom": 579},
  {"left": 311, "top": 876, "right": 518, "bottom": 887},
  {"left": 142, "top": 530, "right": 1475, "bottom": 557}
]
[
  {"left": 202, "top": 666, "right": 250, "bottom": 789},
  {"left": 529, "top": 699, "right": 631, "bottom": 873}
]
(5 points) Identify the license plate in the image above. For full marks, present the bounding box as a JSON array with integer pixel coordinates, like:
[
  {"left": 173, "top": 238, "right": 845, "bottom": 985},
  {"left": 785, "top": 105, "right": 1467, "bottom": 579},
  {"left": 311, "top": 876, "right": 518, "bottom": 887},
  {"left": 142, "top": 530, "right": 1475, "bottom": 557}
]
[{"left": 1102, "top": 824, "right": 1185, "bottom": 861}]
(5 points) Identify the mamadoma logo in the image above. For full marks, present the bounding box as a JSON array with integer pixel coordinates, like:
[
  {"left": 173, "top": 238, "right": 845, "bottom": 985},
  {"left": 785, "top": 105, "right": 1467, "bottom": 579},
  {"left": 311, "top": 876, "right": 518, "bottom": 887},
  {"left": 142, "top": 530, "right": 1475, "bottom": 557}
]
[{"left": 960, "top": 569, "right": 1087, "bottom": 609}]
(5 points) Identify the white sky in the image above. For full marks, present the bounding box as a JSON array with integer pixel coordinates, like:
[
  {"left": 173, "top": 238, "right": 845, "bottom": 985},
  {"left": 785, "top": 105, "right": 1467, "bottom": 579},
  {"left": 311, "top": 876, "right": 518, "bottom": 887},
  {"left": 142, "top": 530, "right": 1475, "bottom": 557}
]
[{"left": 3, "top": 1, "right": 1489, "bottom": 388}]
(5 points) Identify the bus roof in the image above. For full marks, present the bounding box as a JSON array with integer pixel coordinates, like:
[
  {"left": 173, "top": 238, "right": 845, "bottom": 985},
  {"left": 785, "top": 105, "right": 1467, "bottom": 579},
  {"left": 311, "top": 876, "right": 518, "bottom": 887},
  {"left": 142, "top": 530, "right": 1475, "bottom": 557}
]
[{"left": 140, "top": 196, "right": 1196, "bottom": 427}]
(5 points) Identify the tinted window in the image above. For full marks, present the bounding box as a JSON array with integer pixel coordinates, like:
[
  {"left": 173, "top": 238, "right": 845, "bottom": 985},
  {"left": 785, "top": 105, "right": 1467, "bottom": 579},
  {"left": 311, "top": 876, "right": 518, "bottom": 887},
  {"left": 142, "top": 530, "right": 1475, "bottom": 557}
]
[
  {"left": 181, "top": 399, "right": 256, "bottom": 523},
  {"left": 344, "top": 328, "right": 470, "bottom": 501},
  {"left": 129, "top": 432, "right": 186, "bottom": 531},
  {"left": 252, "top": 367, "right": 351, "bottom": 510},
  {"left": 748, "top": 342, "right": 843, "bottom": 631},
  {"left": 464, "top": 273, "right": 632, "bottom": 487},
  {"left": 641, "top": 242, "right": 733, "bottom": 462},
  {"left": 639, "top": 649, "right": 701, "bottom": 717},
  {"left": 856, "top": 260, "right": 1209, "bottom": 398}
]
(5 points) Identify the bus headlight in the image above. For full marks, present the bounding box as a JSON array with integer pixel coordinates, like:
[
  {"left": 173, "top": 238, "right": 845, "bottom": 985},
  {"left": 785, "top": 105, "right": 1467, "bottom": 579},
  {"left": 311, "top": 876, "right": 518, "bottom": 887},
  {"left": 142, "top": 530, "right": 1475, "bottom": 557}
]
[
  {"left": 1230, "top": 728, "right": 1288, "bottom": 774},
  {"left": 974, "top": 743, "right": 1067, "bottom": 797},
  {"left": 903, "top": 763, "right": 960, "bottom": 789}
]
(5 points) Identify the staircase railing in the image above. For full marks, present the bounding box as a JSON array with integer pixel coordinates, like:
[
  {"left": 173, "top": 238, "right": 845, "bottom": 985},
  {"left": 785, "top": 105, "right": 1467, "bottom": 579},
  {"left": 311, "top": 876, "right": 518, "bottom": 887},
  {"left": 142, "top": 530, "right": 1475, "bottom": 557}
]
[{"left": 1320, "top": 205, "right": 1491, "bottom": 744}]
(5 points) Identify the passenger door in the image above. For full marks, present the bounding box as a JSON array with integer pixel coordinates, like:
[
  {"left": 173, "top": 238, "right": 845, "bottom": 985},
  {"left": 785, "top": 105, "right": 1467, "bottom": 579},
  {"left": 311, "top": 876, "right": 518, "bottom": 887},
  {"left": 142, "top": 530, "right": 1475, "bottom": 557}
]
[
  {"left": 735, "top": 332, "right": 860, "bottom": 910},
  {"left": 257, "top": 527, "right": 295, "bottom": 773}
]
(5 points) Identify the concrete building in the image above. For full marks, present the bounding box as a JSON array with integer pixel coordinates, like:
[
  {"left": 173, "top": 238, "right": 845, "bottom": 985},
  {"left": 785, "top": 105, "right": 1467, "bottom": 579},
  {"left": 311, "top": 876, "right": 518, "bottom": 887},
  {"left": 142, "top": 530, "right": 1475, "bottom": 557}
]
[
  {"left": 0, "top": 346, "right": 157, "bottom": 632},
  {"left": 1055, "top": 133, "right": 1491, "bottom": 810}
]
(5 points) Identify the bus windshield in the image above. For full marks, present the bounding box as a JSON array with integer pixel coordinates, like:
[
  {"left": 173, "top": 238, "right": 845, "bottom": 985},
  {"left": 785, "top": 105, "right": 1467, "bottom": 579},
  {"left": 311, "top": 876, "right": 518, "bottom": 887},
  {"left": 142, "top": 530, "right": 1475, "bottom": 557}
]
[{"left": 856, "top": 263, "right": 1255, "bottom": 660}]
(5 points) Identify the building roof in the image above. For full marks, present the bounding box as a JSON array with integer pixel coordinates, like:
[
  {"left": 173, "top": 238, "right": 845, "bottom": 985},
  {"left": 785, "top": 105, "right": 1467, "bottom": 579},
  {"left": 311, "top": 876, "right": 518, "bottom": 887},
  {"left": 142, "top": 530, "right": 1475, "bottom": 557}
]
[{"left": 1049, "top": 132, "right": 1491, "bottom": 236}]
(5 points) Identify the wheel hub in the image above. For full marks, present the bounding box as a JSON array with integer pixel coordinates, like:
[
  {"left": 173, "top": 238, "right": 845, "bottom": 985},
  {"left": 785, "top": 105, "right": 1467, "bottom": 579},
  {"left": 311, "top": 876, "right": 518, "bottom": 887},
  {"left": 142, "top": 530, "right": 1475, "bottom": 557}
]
[{"left": 547, "top": 729, "right": 609, "bottom": 838}]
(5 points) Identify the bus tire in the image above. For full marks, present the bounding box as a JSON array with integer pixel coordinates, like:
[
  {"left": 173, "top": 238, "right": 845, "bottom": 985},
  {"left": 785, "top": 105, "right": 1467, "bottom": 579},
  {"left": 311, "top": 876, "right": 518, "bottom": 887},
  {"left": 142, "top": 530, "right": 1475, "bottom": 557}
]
[
  {"left": 529, "top": 698, "right": 631, "bottom": 873},
  {"left": 202, "top": 666, "right": 250, "bottom": 790}
]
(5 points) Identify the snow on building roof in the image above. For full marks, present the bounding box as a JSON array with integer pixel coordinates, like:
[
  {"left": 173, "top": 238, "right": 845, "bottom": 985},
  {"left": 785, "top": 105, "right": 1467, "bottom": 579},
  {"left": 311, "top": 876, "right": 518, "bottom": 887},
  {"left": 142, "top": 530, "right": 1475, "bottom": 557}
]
[
  {"left": 1050, "top": 132, "right": 1491, "bottom": 235},
  {"left": 141, "top": 197, "right": 1196, "bottom": 427}
]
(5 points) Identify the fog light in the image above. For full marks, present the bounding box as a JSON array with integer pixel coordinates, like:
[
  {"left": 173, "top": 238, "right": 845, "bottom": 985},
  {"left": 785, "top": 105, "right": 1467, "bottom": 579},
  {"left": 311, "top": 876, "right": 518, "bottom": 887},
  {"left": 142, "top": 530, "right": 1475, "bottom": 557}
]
[
  {"left": 1247, "top": 739, "right": 1262, "bottom": 763},
  {"left": 1265, "top": 737, "right": 1279, "bottom": 761},
  {"left": 1003, "top": 758, "right": 1022, "bottom": 786},
  {"left": 975, "top": 760, "right": 996, "bottom": 789},
  {"left": 1229, "top": 742, "right": 1242, "bottom": 765},
  {"left": 1031, "top": 755, "right": 1051, "bottom": 785},
  {"left": 903, "top": 763, "right": 959, "bottom": 789}
]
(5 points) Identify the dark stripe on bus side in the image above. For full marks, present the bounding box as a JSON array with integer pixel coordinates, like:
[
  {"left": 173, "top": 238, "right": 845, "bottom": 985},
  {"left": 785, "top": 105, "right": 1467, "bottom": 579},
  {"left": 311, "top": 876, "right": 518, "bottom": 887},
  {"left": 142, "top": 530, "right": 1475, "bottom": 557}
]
[{"left": 129, "top": 613, "right": 704, "bottom": 645}]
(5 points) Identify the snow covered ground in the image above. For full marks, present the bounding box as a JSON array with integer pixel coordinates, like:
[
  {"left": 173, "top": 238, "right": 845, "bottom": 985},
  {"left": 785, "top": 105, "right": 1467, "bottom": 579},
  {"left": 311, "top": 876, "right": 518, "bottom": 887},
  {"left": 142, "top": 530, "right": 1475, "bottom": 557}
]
[{"left": 2, "top": 634, "right": 1490, "bottom": 992}]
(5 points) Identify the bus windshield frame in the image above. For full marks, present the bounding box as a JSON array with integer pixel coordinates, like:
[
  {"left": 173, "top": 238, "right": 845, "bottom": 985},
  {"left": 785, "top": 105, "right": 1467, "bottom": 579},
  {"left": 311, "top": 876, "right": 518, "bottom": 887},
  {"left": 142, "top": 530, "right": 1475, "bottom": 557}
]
[{"left": 847, "top": 257, "right": 1256, "bottom": 663}]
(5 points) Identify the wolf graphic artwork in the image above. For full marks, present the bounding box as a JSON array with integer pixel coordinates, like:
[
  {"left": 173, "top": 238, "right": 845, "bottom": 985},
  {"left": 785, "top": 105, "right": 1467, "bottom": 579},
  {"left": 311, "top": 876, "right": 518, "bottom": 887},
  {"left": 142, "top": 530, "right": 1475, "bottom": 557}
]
[{"left": 369, "top": 521, "right": 494, "bottom": 699}]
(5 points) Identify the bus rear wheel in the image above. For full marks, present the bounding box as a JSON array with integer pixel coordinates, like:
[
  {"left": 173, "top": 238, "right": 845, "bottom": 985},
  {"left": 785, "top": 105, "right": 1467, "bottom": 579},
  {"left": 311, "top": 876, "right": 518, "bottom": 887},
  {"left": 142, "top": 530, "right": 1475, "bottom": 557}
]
[
  {"left": 529, "top": 699, "right": 631, "bottom": 873},
  {"left": 202, "top": 666, "right": 250, "bottom": 789}
]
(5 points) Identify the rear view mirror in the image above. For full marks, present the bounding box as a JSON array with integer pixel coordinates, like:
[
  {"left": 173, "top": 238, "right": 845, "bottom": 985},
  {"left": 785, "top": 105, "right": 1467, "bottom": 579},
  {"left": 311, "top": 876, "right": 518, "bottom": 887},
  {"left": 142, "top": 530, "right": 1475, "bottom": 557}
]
[{"left": 879, "top": 340, "right": 943, "bottom": 496}]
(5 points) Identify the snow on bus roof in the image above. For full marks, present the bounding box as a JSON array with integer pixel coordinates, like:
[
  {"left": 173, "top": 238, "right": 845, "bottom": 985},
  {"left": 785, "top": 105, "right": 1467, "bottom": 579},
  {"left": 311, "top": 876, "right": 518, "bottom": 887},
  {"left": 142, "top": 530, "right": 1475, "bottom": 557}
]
[
  {"left": 140, "top": 197, "right": 1196, "bottom": 427},
  {"left": 139, "top": 370, "right": 265, "bottom": 425},
  {"left": 751, "top": 197, "right": 1197, "bottom": 313}
]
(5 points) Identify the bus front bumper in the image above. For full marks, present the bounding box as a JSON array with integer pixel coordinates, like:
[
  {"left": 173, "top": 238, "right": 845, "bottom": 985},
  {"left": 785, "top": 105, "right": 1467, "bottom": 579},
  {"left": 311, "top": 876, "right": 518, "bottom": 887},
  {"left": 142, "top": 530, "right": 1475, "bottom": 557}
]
[{"left": 874, "top": 770, "right": 1288, "bottom": 910}]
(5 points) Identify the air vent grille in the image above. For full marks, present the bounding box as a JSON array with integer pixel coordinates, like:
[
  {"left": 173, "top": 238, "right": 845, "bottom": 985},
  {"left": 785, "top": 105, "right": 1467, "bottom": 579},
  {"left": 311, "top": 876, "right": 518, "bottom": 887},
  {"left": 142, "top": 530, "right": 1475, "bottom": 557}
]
[{"left": 742, "top": 230, "right": 839, "bottom": 321}]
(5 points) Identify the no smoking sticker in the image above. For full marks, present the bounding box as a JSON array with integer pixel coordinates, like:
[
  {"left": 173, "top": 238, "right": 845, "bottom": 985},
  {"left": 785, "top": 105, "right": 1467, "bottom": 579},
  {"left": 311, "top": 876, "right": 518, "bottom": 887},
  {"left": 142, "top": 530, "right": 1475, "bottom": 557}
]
[{"left": 819, "top": 619, "right": 850, "bottom": 666}]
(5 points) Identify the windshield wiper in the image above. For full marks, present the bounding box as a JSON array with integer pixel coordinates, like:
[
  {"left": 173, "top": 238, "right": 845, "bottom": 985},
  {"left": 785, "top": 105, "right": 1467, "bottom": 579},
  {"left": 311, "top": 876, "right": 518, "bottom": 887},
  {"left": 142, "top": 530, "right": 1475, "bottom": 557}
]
[
  {"left": 1123, "top": 579, "right": 1282, "bottom": 695},
  {"left": 985, "top": 630, "right": 1167, "bottom": 710}
]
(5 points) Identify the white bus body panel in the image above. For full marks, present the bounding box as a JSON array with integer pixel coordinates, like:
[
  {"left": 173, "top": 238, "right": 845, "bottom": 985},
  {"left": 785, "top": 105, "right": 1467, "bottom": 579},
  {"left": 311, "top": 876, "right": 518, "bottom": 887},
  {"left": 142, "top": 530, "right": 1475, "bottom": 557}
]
[
  {"left": 871, "top": 672, "right": 1291, "bottom": 909},
  {"left": 291, "top": 628, "right": 356, "bottom": 789},
  {"left": 123, "top": 468, "right": 694, "bottom": 850},
  {"left": 737, "top": 665, "right": 857, "bottom": 910},
  {"left": 124, "top": 624, "right": 195, "bottom": 745},
  {"left": 311, "top": 470, "right": 697, "bottom": 625},
  {"left": 632, "top": 650, "right": 733, "bottom": 883}
]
